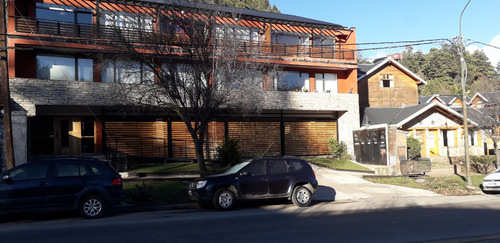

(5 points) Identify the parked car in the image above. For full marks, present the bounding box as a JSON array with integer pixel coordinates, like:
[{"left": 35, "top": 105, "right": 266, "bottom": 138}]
[
  {"left": 188, "top": 157, "right": 318, "bottom": 210},
  {"left": 481, "top": 168, "right": 500, "bottom": 193},
  {"left": 0, "top": 156, "right": 125, "bottom": 219}
]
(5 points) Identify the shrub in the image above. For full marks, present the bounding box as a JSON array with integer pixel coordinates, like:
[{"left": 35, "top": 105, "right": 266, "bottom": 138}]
[
  {"left": 407, "top": 137, "right": 421, "bottom": 160},
  {"left": 327, "top": 138, "right": 347, "bottom": 159},
  {"left": 471, "top": 155, "right": 496, "bottom": 174},
  {"left": 214, "top": 138, "right": 241, "bottom": 170}
]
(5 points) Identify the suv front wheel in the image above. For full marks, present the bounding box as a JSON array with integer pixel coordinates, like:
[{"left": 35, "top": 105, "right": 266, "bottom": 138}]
[
  {"left": 291, "top": 186, "right": 312, "bottom": 207},
  {"left": 213, "top": 189, "right": 235, "bottom": 210},
  {"left": 80, "top": 195, "right": 106, "bottom": 219}
]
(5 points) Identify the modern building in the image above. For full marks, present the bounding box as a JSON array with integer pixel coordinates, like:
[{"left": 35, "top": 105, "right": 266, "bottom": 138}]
[{"left": 4, "top": 0, "right": 359, "bottom": 166}]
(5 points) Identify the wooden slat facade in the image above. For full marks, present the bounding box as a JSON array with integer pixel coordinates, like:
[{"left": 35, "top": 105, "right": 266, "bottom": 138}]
[
  {"left": 285, "top": 122, "right": 337, "bottom": 155},
  {"left": 228, "top": 122, "right": 282, "bottom": 157},
  {"left": 104, "top": 120, "right": 337, "bottom": 159}
]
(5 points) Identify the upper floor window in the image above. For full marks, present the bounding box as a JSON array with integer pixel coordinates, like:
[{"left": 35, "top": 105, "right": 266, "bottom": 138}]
[
  {"left": 313, "top": 36, "right": 334, "bottom": 47},
  {"left": 36, "top": 3, "right": 92, "bottom": 24},
  {"left": 272, "top": 32, "right": 309, "bottom": 46},
  {"left": 315, "top": 73, "right": 337, "bottom": 93},
  {"left": 216, "top": 25, "right": 260, "bottom": 42},
  {"left": 101, "top": 60, "right": 154, "bottom": 84},
  {"left": 101, "top": 11, "right": 153, "bottom": 31},
  {"left": 271, "top": 71, "right": 309, "bottom": 91},
  {"left": 380, "top": 74, "right": 394, "bottom": 88},
  {"left": 37, "top": 55, "right": 93, "bottom": 81}
]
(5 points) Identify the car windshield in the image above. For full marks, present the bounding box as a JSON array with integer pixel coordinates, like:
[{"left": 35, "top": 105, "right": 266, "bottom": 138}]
[{"left": 223, "top": 161, "right": 250, "bottom": 175}]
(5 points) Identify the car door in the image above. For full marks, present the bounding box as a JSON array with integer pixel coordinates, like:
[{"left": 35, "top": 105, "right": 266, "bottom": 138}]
[
  {"left": 238, "top": 159, "right": 269, "bottom": 198},
  {"left": 0, "top": 162, "right": 50, "bottom": 210},
  {"left": 45, "top": 160, "right": 89, "bottom": 207},
  {"left": 268, "top": 159, "right": 292, "bottom": 196}
]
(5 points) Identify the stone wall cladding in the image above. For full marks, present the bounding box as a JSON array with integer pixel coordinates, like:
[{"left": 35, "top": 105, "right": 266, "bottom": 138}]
[
  {"left": 10, "top": 79, "right": 360, "bottom": 154},
  {"left": 264, "top": 92, "right": 360, "bottom": 155}
]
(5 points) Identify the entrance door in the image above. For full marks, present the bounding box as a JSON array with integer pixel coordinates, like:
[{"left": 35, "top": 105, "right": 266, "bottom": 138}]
[
  {"left": 428, "top": 130, "right": 439, "bottom": 156},
  {"left": 54, "top": 117, "right": 80, "bottom": 155}
]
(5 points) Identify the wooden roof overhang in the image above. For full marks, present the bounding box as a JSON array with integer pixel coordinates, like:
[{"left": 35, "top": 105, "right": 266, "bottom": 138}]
[{"left": 42, "top": 0, "right": 350, "bottom": 38}]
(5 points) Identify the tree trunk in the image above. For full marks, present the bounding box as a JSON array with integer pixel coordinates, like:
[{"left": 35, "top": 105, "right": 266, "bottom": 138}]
[
  {"left": 194, "top": 139, "right": 208, "bottom": 177},
  {"left": 495, "top": 142, "right": 500, "bottom": 169}
]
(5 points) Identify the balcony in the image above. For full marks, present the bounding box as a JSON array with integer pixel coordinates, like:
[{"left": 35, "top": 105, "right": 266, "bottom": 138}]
[{"left": 13, "top": 16, "right": 355, "bottom": 61}]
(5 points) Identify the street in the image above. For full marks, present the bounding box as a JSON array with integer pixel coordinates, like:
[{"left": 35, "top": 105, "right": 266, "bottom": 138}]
[{"left": 1, "top": 194, "right": 500, "bottom": 243}]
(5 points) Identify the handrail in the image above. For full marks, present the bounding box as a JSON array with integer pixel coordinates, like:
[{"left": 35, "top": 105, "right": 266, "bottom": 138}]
[{"left": 13, "top": 16, "right": 355, "bottom": 61}]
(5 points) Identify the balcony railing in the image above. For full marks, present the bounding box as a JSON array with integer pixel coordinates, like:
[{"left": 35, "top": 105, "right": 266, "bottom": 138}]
[{"left": 13, "top": 16, "right": 355, "bottom": 61}]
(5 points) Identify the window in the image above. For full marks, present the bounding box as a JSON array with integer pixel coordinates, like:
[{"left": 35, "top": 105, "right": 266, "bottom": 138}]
[
  {"left": 270, "top": 160, "right": 289, "bottom": 174},
  {"left": 36, "top": 3, "right": 92, "bottom": 24},
  {"left": 469, "top": 131, "right": 476, "bottom": 146},
  {"left": 271, "top": 71, "right": 309, "bottom": 91},
  {"left": 101, "top": 60, "right": 154, "bottom": 83},
  {"left": 101, "top": 11, "right": 153, "bottom": 31},
  {"left": 315, "top": 73, "right": 337, "bottom": 93},
  {"left": 272, "top": 33, "right": 308, "bottom": 46},
  {"left": 90, "top": 163, "right": 108, "bottom": 176},
  {"left": 380, "top": 74, "right": 394, "bottom": 88},
  {"left": 54, "top": 162, "right": 88, "bottom": 177},
  {"left": 442, "top": 130, "right": 455, "bottom": 147},
  {"left": 37, "top": 55, "right": 93, "bottom": 81},
  {"left": 243, "top": 160, "right": 267, "bottom": 176},
  {"left": 9, "top": 163, "right": 49, "bottom": 181}
]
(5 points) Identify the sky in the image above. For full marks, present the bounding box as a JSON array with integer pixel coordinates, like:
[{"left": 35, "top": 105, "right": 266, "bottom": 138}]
[{"left": 269, "top": 0, "right": 500, "bottom": 66}]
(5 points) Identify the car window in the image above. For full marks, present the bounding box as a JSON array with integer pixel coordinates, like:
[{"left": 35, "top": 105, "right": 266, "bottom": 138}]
[
  {"left": 89, "top": 163, "right": 108, "bottom": 176},
  {"left": 270, "top": 160, "right": 289, "bottom": 174},
  {"left": 54, "top": 162, "right": 88, "bottom": 177},
  {"left": 243, "top": 160, "right": 267, "bottom": 176},
  {"left": 9, "top": 163, "right": 49, "bottom": 181},
  {"left": 289, "top": 160, "right": 304, "bottom": 171}
]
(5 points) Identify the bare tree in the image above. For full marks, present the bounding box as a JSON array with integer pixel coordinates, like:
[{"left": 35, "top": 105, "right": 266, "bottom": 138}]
[
  {"left": 100, "top": 2, "right": 274, "bottom": 176},
  {"left": 473, "top": 93, "right": 500, "bottom": 167}
]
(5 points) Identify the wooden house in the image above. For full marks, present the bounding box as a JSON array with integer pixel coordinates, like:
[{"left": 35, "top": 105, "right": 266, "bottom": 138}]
[{"left": 358, "top": 57, "right": 426, "bottom": 109}]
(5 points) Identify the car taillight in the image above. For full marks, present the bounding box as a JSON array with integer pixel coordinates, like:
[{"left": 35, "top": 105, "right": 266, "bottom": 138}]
[
  {"left": 313, "top": 170, "right": 316, "bottom": 179},
  {"left": 112, "top": 177, "right": 122, "bottom": 185}
]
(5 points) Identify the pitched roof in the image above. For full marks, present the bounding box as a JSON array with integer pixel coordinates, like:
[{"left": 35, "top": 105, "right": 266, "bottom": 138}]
[
  {"left": 146, "top": 0, "right": 346, "bottom": 29},
  {"left": 357, "top": 57, "right": 426, "bottom": 85},
  {"left": 420, "top": 94, "right": 471, "bottom": 105},
  {"left": 470, "top": 91, "right": 500, "bottom": 105},
  {"left": 362, "top": 102, "right": 477, "bottom": 127}
]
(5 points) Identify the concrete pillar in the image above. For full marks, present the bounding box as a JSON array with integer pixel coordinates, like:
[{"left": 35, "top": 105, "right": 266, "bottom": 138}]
[{"left": 12, "top": 111, "right": 27, "bottom": 165}]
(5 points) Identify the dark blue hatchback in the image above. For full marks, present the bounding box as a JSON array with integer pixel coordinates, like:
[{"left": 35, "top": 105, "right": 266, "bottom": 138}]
[{"left": 0, "top": 157, "right": 125, "bottom": 219}]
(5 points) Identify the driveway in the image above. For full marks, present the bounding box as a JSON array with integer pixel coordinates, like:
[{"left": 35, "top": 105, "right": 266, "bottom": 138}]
[{"left": 311, "top": 164, "right": 441, "bottom": 203}]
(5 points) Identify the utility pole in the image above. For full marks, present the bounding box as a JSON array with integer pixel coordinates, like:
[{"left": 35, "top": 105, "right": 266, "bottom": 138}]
[
  {"left": 0, "top": 0, "right": 15, "bottom": 171},
  {"left": 459, "top": 0, "right": 472, "bottom": 186}
]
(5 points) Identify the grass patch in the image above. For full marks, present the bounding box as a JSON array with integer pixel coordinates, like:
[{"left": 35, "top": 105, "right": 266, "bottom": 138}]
[
  {"left": 365, "top": 175, "right": 481, "bottom": 196},
  {"left": 123, "top": 180, "right": 191, "bottom": 206},
  {"left": 129, "top": 162, "right": 200, "bottom": 173},
  {"left": 306, "top": 157, "right": 373, "bottom": 172}
]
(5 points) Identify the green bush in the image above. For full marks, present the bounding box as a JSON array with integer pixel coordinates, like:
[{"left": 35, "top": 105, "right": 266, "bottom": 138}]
[
  {"left": 327, "top": 138, "right": 347, "bottom": 159},
  {"left": 407, "top": 136, "right": 421, "bottom": 160},
  {"left": 471, "top": 155, "right": 496, "bottom": 174},
  {"left": 214, "top": 138, "right": 241, "bottom": 170}
]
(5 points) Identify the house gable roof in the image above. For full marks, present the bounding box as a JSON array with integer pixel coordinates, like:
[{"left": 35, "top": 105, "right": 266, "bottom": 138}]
[
  {"left": 362, "top": 101, "right": 477, "bottom": 128},
  {"left": 357, "top": 57, "right": 427, "bottom": 85}
]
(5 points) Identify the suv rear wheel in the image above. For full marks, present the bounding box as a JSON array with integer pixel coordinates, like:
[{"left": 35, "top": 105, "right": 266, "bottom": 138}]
[
  {"left": 213, "top": 189, "right": 235, "bottom": 210},
  {"left": 80, "top": 195, "right": 106, "bottom": 219},
  {"left": 292, "top": 186, "right": 312, "bottom": 207}
]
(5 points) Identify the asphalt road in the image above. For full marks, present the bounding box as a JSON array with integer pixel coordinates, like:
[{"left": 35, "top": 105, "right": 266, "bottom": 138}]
[{"left": 1, "top": 194, "right": 500, "bottom": 243}]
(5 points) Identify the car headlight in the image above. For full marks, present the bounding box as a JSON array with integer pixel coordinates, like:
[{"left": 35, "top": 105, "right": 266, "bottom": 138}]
[{"left": 196, "top": 180, "right": 207, "bottom": 189}]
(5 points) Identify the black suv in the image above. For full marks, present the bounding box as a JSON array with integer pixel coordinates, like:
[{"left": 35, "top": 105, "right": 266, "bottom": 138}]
[
  {"left": 188, "top": 157, "right": 318, "bottom": 210},
  {"left": 0, "top": 157, "right": 125, "bottom": 219}
]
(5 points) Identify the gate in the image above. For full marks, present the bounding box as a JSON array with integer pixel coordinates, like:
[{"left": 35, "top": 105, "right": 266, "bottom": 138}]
[{"left": 353, "top": 127, "right": 387, "bottom": 165}]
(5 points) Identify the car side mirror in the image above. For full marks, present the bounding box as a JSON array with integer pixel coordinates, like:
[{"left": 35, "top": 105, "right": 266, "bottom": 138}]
[
  {"left": 240, "top": 171, "right": 250, "bottom": 177},
  {"left": 2, "top": 175, "right": 12, "bottom": 183}
]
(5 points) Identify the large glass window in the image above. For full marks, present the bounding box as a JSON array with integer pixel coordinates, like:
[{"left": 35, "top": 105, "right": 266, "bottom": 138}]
[
  {"left": 101, "top": 60, "right": 154, "bottom": 83},
  {"left": 36, "top": 3, "right": 92, "bottom": 24},
  {"left": 272, "top": 33, "right": 308, "bottom": 45},
  {"left": 271, "top": 71, "right": 309, "bottom": 91},
  {"left": 37, "top": 55, "right": 93, "bottom": 81},
  {"left": 101, "top": 11, "right": 153, "bottom": 31},
  {"left": 315, "top": 73, "right": 337, "bottom": 93}
]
